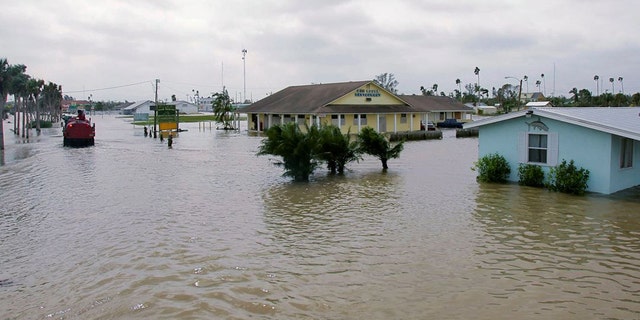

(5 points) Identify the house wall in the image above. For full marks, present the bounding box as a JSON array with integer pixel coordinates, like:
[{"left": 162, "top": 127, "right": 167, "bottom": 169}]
[
  {"left": 609, "top": 137, "right": 640, "bottom": 193},
  {"left": 331, "top": 84, "right": 404, "bottom": 105},
  {"left": 478, "top": 115, "right": 619, "bottom": 194},
  {"left": 248, "top": 112, "right": 424, "bottom": 134}
]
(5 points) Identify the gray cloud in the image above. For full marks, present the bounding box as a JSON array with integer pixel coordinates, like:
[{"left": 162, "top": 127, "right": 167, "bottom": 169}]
[{"left": 1, "top": 0, "right": 638, "bottom": 102}]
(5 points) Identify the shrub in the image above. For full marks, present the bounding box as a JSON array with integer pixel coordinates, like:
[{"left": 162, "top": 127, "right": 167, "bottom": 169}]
[
  {"left": 29, "top": 120, "right": 53, "bottom": 128},
  {"left": 473, "top": 153, "right": 511, "bottom": 183},
  {"left": 517, "top": 163, "right": 545, "bottom": 187},
  {"left": 547, "top": 159, "right": 590, "bottom": 195}
]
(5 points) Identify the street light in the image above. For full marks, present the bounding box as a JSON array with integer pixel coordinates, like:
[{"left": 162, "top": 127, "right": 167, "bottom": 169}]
[{"left": 242, "top": 49, "right": 247, "bottom": 103}]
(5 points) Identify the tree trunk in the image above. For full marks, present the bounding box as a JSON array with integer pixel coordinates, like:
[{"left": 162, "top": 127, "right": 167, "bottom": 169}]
[
  {"left": 21, "top": 99, "right": 26, "bottom": 138},
  {"left": 0, "top": 98, "right": 4, "bottom": 150},
  {"left": 35, "top": 98, "right": 41, "bottom": 134},
  {"left": 13, "top": 97, "right": 18, "bottom": 135},
  {"left": 381, "top": 158, "right": 388, "bottom": 170}
]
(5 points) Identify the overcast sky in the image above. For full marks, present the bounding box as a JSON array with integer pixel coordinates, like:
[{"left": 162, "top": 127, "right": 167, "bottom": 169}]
[{"left": 1, "top": 0, "right": 638, "bottom": 103}]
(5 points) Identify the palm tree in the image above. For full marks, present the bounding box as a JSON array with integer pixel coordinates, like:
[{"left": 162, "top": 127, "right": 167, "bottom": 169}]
[
  {"left": 569, "top": 88, "right": 578, "bottom": 104},
  {"left": 257, "top": 122, "right": 321, "bottom": 181},
  {"left": 523, "top": 75, "right": 529, "bottom": 94},
  {"left": 0, "top": 58, "right": 9, "bottom": 150},
  {"left": 455, "top": 78, "right": 461, "bottom": 100},
  {"left": 356, "top": 127, "right": 404, "bottom": 170},
  {"left": 211, "top": 87, "right": 235, "bottom": 130},
  {"left": 7, "top": 66, "right": 30, "bottom": 138},
  {"left": 609, "top": 77, "right": 615, "bottom": 94},
  {"left": 540, "top": 73, "right": 545, "bottom": 96},
  {"left": 618, "top": 77, "right": 624, "bottom": 94},
  {"left": 474, "top": 67, "right": 480, "bottom": 99},
  {"left": 593, "top": 75, "right": 599, "bottom": 96},
  {"left": 317, "top": 125, "right": 360, "bottom": 174},
  {"left": 26, "top": 78, "right": 44, "bottom": 134},
  {"left": 41, "top": 82, "right": 63, "bottom": 123}
]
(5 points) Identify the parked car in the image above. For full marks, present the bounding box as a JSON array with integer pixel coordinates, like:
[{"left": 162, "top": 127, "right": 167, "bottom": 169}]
[
  {"left": 437, "top": 118, "right": 464, "bottom": 128},
  {"left": 420, "top": 121, "right": 437, "bottom": 131}
]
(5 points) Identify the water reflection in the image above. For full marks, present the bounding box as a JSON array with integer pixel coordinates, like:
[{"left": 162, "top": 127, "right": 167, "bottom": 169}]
[
  {"left": 262, "top": 171, "right": 402, "bottom": 248},
  {"left": 473, "top": 182, "right": 640, "bottom": 319}
]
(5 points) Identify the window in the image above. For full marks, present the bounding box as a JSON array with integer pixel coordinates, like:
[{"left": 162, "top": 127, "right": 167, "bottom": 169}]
[
  {"left": 400, "top": 113, "right": 407, "bottom": 124},
  {"left": 519, "top": 132, "right": 558, "bottom": 166},
  {"left": 621, "top": 138, "right": 634, "bottom": 168},
  {"left": 528, "top": 134, "right": 547, "bottom": 163},
  {"left": 331, "top": 114, "right": 344, "bottom": 126},
  {"left": 353, "top": 114, "right": 367, "bottom": 125},
  {"left": 360, "top": 114, "right": 367, "bottom": 125},
  {"left": 297, "top": 115, "right": 306, "bottom": 125}
]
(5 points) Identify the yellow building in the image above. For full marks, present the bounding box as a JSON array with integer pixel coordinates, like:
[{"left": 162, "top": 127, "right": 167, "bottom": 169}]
[{"left": 242, "top": 80, "right": 472, "bottom": 134}]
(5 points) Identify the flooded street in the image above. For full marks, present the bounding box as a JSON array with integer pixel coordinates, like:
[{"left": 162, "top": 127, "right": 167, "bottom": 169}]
[{"left": 1, "top": 115, "right": 639, "bottom": 319}]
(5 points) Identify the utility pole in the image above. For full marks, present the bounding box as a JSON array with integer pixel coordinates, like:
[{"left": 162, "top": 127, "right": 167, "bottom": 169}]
[
  {"left": 154, "top": 78, "right": 159, "bottom": 138},
  {"left": 242, "top": 49, "right": 247, "bottom": 103}
]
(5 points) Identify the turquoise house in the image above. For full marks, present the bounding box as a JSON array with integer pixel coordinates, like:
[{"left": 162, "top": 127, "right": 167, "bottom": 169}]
[{"left": 464, "top": 107, "right": 640, "bottom": 194}]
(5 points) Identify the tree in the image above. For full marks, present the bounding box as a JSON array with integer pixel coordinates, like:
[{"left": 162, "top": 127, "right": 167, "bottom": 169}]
[
  {"left": 420, "top": 85, "right": 434, "bottom": 96},
  {"left": 609, "top": 77, "right": 615, "bottom": 94},
  {"left": 356, "top": 127, "right": 404, "bottom": 170},
  {"left": 593, "top": 75, "right": 600, "bottom": 96},
  {"left": 211, "top": 87, "right": 235, "bottom": 130},
  {"left": 257, "top": 122, "right": 321, "bottom": 182},
  {"left": 316, "top": 125, "right": 360, "bottom": 174},
  {"left": 374, "top": 73, "right": 399, "bottom": 93},
  {"left": 0, "top": 58, "right": 8, "bottom": 149},
  {"left": 569, "top": 87, "right": 578, "bottom": 104},
  {"left": 41, "top": 82, "right": 62, "bottom": 122},
  {"left": 474, "top": 67, "right": 480, "bottom": 98},
  {"left": 26, "top": 78, "right": 44, "bottom": 133},
  {"left": 631, "top": 92, "right": 640, "bottom": 106},
  {"left": 576, "top": 89, "right": 592, "bottom": 106}
]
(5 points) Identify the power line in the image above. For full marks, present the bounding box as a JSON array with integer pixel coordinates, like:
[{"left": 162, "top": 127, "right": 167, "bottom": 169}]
[{"left": 62, "top": 80, "right": 152, "bottom": 94}]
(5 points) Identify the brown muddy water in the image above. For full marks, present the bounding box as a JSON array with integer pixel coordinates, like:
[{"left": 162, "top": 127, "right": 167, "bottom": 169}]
[{"left": 1, "top": 115, "right": 639, "bottom": 319}]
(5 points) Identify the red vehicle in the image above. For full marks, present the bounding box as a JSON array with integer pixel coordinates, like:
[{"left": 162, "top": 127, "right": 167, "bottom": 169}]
[{"left": 63, "top": 110, "right": 95, "bottom": 147}]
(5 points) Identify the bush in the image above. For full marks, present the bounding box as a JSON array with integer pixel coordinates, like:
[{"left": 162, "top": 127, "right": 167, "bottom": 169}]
[
  {"left": 517, "top": 164, "right": 545, "bottom": 187},
  {"left": 29, "top": 120, "right": 53, "bottom": 128},
  {"left": 547, "top": 159, "right": 590, "bottom": 195},
  {"left": 473, "top": 153, "right": 511, "bottom": 183}
]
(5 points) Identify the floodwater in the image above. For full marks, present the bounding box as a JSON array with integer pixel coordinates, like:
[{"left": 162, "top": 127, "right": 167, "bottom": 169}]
[{"left": 1, "top": 115, "right": 639, "bottom": 319}]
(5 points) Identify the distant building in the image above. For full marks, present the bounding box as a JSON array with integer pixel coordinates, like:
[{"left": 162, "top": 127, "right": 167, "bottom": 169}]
[
  {"left": 525, "top": 101, "right": 553, "bottom": 108},
  {"left": 520, "top": 92, "right": 546, "bottom": 103},
  {"left": 121, "top": 100, "right": 199, "bottom": 115}
]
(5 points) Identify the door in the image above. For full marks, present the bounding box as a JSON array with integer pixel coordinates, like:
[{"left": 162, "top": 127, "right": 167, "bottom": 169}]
[{"left": 378, "top": 115, "right": 387, "bottom": 132}]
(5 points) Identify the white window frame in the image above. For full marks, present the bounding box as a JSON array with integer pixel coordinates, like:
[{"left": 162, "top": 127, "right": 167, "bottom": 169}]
[
  {"left": 331, "top": 114, "right": 344, "bottom": 127},
  {"left": 620, "top": 137, "right": 634, "bottom": 169},
  {"left": 519, "top": 132, "right": 558, "bottom": 166}
]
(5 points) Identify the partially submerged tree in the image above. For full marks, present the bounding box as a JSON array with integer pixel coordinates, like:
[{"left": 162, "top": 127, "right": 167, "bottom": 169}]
[
  {"left": 212, "top": 87, "right": 235, "bottom": 130},
  {"left": 317, "top": 125, "right": 360, "bottom": 174},
  {"left": 356, "top": 127, "right": 404, "bottom": 170},
  {"left": 257, "top": 122, "right": 321, "bottom": 182}
]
